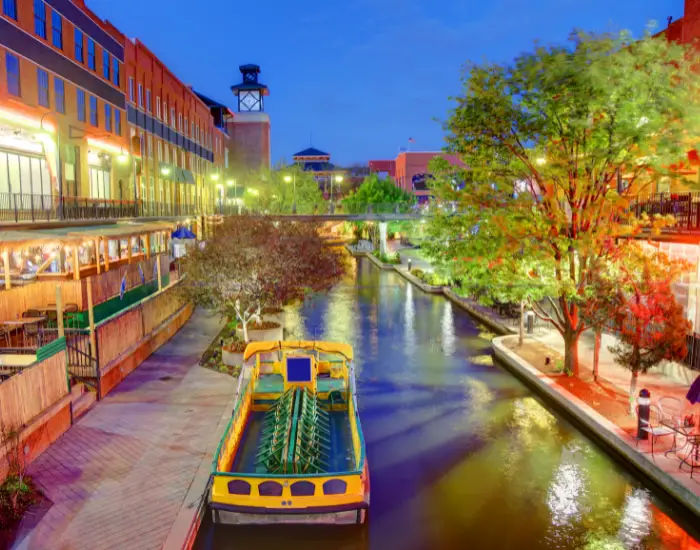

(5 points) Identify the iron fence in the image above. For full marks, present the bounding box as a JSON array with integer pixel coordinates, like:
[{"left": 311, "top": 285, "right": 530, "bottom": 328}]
[{"left": 632, "top": 192, "right": 700, "bottom": 232}]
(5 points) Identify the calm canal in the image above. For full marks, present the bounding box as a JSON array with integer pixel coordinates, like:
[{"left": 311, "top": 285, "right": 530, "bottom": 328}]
[{"left": 194, "top": 257, "right": 700, "bottom": 549}]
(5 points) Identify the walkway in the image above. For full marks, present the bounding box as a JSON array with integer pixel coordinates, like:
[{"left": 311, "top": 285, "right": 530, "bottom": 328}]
[{"left": 13, "top": 308, "right": 234, "bottom": 550}]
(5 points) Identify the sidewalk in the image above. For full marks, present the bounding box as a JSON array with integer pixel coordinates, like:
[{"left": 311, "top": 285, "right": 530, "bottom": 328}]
[{"left": 13, "top": 308, "right": 235, "bottom": 550}]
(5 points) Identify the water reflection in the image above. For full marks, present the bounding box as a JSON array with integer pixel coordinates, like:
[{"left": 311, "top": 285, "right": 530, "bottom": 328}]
[{"left": 195, "top": 258, "right": 698, "bottom": 550}]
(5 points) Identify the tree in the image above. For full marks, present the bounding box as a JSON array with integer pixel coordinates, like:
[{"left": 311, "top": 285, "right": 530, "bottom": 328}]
[
  {"left": 242, "top": 165, "right": 325, "bottom": 215},
  {"left": 341, "top": 174, "right": 415, "bottom": 214},
  {"left": 180, "top": 218, "right": 344, "bottom": 341},
  {"left": 607, "top": 245, "right": 690, "bottom": 413},
  {"left": 431, "top": 30, "right": 699, "bottom": 376}
]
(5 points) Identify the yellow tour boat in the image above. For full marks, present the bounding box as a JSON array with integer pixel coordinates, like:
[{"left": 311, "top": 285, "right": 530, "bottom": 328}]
[{"left": 208, "top": 340, "right": 370, "bottom": 525}]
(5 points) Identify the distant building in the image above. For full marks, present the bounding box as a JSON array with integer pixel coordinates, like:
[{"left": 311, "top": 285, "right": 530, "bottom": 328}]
[
  {"left": 368, "top": 151, "right": 463, "bottom": 201},
  {"left": 292, "top": 147, "right": 344, "bottom": 194}
]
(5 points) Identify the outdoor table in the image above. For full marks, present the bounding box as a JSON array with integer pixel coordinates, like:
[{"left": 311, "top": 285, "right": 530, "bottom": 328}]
[
  {"left": 1, "top": 317, "right": 47, "bottom": 347},
  {"left": 661, "top": 418, "right": 700, "bottom": 476}
]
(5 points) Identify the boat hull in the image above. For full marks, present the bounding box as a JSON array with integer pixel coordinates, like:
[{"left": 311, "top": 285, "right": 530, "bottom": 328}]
[{"left": 210, "top": 502, "right": 368, "bottom": 525}]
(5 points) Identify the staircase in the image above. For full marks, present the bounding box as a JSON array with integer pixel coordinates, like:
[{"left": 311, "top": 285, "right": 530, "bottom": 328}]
[{"left": 70, "top": 383, "right": 97, "bottom": 421}]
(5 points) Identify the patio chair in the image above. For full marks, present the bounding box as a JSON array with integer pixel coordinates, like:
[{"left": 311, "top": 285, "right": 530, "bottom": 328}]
[
  {"left": 675, "top": 429, "right": 700, "bottom": 479},
  {"left": 657, "top": 396, "right": 684, "bottom": 427},
  {"left": 22, "top": 309, "right": 42, "bottom": 318},
  {"left": 0, "top": 326, "right": 11, "bottom": 348},
  {"left": 24, "top": 321, "right": 40, "bottom": 348},
  {"left": 635, "top": 404, "right": 676, "bottom": 460}
]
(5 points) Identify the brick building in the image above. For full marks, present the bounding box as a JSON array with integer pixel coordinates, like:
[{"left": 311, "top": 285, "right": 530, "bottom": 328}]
[
  {"left": 0, "top": 1, "right": 269, "bottom": 220},
  {"left": 369, "top": 151, "right": 463, "bottom": 201}
]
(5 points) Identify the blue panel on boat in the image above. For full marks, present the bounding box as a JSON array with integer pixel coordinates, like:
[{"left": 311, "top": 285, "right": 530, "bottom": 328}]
[{"left": 287, "top": 356, "right": 312, "bottom": 382}]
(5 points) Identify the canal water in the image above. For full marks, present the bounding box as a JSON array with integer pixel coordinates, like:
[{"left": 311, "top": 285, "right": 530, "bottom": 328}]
[{"left": 194, "top": 257, "right": 699, "bottom": 550}]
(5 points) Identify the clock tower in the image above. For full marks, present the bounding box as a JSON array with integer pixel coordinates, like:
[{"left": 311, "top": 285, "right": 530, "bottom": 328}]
[{"left": 229, "top": 64, "right": 271, "bottom": 168}]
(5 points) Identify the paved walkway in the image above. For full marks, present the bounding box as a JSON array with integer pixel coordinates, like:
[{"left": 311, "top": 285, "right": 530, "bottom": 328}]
[{"left": 13, "top": 308, "right": 234, "bottom": 550}]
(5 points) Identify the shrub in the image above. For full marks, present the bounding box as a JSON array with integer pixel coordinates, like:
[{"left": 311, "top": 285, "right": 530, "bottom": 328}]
[
  {"left": 224, "top": 340, "right": 247, "bottom": 353},
  {"left": 247, "top": 321, "right": 281, "bottom": 330},
  {"left": 261, "top": 306, "right": 283, "bottom": 314}
]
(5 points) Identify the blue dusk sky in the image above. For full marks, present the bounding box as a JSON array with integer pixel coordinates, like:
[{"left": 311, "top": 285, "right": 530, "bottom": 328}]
[{"left": 88, "top": 0, "right": 685, "bottom": 167}]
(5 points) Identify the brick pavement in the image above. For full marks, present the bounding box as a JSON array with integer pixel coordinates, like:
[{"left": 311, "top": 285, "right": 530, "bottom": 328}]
[{"left": 13, "top": 308, "right": 234, "bottom": 550}]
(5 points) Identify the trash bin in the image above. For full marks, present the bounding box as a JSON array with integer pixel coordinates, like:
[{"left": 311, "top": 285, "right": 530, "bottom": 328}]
[
  {"left": 637, "top": 389, "right": 651, "bottom": 440},
  {"left": 525, "top": 311, "right": 535, "bottom": 334}
]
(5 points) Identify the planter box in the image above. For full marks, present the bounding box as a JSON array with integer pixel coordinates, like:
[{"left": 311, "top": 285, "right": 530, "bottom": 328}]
[
  {"left": 222, "top": 347, "right": 245, "bottom": 367},
  {"left": 236, "top": 324, "right": 283, "bottom": 342},
  {"left": 262, "top": 311, "right": 285, "bottom": 325}
]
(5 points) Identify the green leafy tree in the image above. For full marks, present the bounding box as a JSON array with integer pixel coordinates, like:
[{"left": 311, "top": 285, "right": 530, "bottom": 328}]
[
  {"left": 431, "top": 30, "right": 699, "bottom": 375},
  {"left": 342, "top": 174, "right": 415, "bottom": 214},
  {"left": 242, "top": 165, "right": 325, "bottom": 214}
]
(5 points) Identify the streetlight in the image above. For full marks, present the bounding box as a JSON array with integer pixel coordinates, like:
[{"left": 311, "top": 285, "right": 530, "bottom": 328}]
[
  {"left": 284, "top": 174, "right": 296, "bottom": 214},
  {"left": 330, "top": 174, "right": 343, "bottom": 213}
]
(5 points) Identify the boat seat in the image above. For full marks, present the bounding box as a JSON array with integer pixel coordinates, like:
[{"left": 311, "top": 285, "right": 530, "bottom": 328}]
[
  {"left": 318, "top": 377, "right": 345, "bottom": 393},
  {"left": 256, "top": 374, "right": 284, "bottom": 394}
]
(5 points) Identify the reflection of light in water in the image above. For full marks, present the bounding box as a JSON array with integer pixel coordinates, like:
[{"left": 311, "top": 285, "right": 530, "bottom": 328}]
[
  {"left": 511, "top": 397, "right": 557, "bottom": 449},
  {"left": 478, "top": 330, "right": 496, "bottom": 341},
  {"left": 471, "top": 354, "right": 493, "bottom": 366},
  {"left": 404, "top": 283, "right": 416, "bottom": 354},
  {"left": 617, "top": 489, "right": 651, "bottom": 549},
  {"left": 322, "top": 285, "right": 355, "bottom": 343},
  {"left": 547, "top": 461, "right": 585, "bottom": 527},
  {"left": 441, "top": 301, "right": 456, "bottom": 356}
]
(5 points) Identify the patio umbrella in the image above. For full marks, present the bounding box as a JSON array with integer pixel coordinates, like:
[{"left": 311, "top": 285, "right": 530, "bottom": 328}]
[{"left": 687, "top": 375, "right": 700, "bottom": 404}]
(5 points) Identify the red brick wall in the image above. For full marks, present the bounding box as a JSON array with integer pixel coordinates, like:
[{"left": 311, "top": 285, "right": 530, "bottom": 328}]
[
  {"left": 394, "top": 152, "right": 463, "bottom": 196},
  {"left": 228, "top": 118, "right": 270, "bottom": 170}
]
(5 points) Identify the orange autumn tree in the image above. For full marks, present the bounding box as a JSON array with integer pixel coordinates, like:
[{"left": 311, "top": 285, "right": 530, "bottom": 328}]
[
  {"left": 432, "top": 29, "right": 699, "bottom": 375},
  {"left": 607, "top": 245, "right": 690, "bottom": 413}
]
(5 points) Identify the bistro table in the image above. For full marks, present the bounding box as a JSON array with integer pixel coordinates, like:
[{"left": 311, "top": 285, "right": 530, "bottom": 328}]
[
  {"left": 1, "top": 317, "right": 47, "bottom": 348},
  {"left": 662, "top": 416, "right": 700, "bottom": 478}
]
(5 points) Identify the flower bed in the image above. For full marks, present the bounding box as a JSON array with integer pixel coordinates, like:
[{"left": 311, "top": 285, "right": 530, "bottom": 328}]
[{"left": 236, "top": 321, "right": 283, "bottom": 342}]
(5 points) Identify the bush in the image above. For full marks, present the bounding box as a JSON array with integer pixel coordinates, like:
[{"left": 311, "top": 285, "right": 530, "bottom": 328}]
[
  {"left": 411, "top": 268, "right": 424, "bottom": 278},
  {"left": 261, "top": 306, "right": 283, "bottom": 314},
  {"left": 224, "top": 340, "right": 247, "bottom": 353},
  {"left": 247, "top": 320, "right": 281, "bottom": 330},
  {"left": 372, "top": 250, "right": 400, "bottom": 264}
]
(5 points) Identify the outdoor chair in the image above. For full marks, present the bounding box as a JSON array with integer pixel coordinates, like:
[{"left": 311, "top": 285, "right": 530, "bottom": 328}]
[
  {"left": 657, "top": 396, "right": 684, "bottom": 426},
  {"left": 24, "top": 321, "right": 40, "bottom": 348},
  {"left": 635, "top": 404, "right": 677, "bottom": 460},
  {"left": 0, "top": 326, "right": 11, "bottom": 348},
  {"left": 675, "top": 429, "right": 700, "bottom": 479},
  {"left": 22, "top": 309, "right": 42, "bottom": 318}
]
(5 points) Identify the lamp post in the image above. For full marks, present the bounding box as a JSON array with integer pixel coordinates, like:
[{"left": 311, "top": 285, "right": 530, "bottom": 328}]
[
  {"left": 330, "top": 174, "right": 343, "bottom": 214},
  {"left": 284, "top": 174, "right": 296, "bottom": 214}
]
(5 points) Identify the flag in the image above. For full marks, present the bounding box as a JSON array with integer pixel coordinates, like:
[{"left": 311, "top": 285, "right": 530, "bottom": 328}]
[
  {"left": 408, "top": 137, "right": 415, "bottom": 143},
  {"left": 138, "top": 263, "right": 145, "bottom": 285},
  {"left": 119, "top": 273, "right": 127, "bottom": 300}
]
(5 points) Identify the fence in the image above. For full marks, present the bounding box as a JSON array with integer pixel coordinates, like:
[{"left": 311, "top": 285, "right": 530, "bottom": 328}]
[
  {"left": 0, "top": 347, "right": 69, "bottom": 430},
  {"left": 632, "top": 192, "right": 700, "bottom": 232}
]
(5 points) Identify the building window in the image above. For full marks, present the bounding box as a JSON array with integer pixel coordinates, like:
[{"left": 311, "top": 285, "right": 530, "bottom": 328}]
[
  {"left": 34, "top": 0, "right": 46, "bottom": 39},
  {"left": 0, "top": 151, "right": 51, "bottom": 197},
  {"left": 102, "top": 50, "right": 110, "bottom": 80},
  {"left": 51, "top": 10, "right": 62, "bottom": 49},
  {"left": 163, "top": 102, "right": 167, "bottom": 124},
  {"left": 112, "top": 58, "right": 119, "bottom": 86},
  {"left": 89, "top": 166, "right": 110, "bottom": 199},
  {"left": 74, "top": 28, "right": 84, "bottom": 62},
  {"left": 76, "top": 89, "right": 86, "bottom": 122},
  {"left": 147, "top": 135, "right": 152, "bottom": 158},
  {"left": 146, "top": 89, "right": 151, "bottom": 113},
  {"left": 184, "top": 117, "right": 188, "bottom": 137},
  {"left": 157, "top": 141, "right": 162, "bottom": 161},
  {"left": 114, "top": 109, "right": 121, "bottom": 135},
  {"left": 89, "top": 95, "right": 98, "bottom": 126},
  {"left": 104, "top": 104, "right": 112, "bottom": 132},
  {"left": 170, "top": 108, "right": 175, "bottom": 128},
  {"left": 5, "top": 52, "right": 20, "bottom": 97},
  {"left": 138, "top": 83, "right": 143, "bottom": 108},
  {"left": 87, "top": 38, "right": 95, "bottom": 70},
  {"left": 3, "top": 0, "right": 17, "bottom": 20},
  {"left": 37, "top": 68, "right": 49, "bottom": 107},
  {"left": 128, "top": 77, "right": 134, "bottom": 102},
  {"left": 54, "top": 77, "right": 64, "bottom": 113},
  {"left": 178, "top": 113, "right": 182, "bottom": 132},
  {"left": 156, "top": 97, "right": 161, "bottom": 119}
]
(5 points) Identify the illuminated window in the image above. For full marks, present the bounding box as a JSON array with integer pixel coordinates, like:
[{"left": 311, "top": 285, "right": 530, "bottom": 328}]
[
  {"left": 104, "top": 104, "right": 112, "bottom": 132},
  {"left": 74, "top": 28, "right": 84, "bottom": 62},
  {"left": 128, "top": 77, "right": 134, "bottom": 102},
  {"left": 170, "top": 108, "right": 175, "bottom": 128},
  {"left": 138, "top": 83, "right": 143, "bottom": 108},
  {"left": 51, "top": 10, "right": 62, "bottom": 49},
  {"left": 54, "top": 77, "right": 64, "bottom": 113},
  {"left": 5, "top": 52, "right": 20, "bottom": 97},
  {"left": 156, "top": 97, "right": 161, "bottom": 119},
  {"left": 34, "top": 0, "right": 46, "bottom": 39},
  {"left": 37, "top": 68, "right": 49, "bottom": 107},
  {"left": 146, "top": 89, "right": 152, "bottom": 113},
  {"left": 114, "top": 109, "right": 121, "bottom": 135}
]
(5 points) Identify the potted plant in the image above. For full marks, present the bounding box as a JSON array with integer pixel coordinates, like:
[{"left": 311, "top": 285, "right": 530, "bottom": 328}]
[
  {"left": 236, "top": 320, "right": 283, "bottom": 342},
  {"left": 261, "top": 306, "right": 285, "bottom": 325},
  {"left": 221, "top": 339, "right": 247, "bottom": 367}
]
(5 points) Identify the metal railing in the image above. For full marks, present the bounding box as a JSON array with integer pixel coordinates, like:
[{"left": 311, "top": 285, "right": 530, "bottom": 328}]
[
  {"left": 632, "top": 192, "right": 700, "bottom": 232},
  {"left": 39, "top": 327, "right": 99, "bottom": 384}
]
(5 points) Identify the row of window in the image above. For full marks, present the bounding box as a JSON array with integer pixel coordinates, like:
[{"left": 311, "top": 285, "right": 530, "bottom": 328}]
[
  {"left": 5, "top": 51, "right": 122, "bottom": 135},
  {"left": 128, "top": 78, "right": 212, "bottom": 149},
  {"left": 2, "top": 0, "right": 120, "bottom": 88}
]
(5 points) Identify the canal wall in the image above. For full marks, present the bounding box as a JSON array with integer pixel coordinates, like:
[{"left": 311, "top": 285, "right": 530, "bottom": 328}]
[{"left": 493, "top": 335, "right": 700, "bottom": 522}]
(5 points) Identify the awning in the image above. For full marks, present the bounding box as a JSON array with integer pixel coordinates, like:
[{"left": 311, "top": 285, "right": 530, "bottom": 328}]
[
  {"left": 172, "top": 226, "right": 196, "bottom": 239},
  {"left": 243, "top": 340, "right": 353, "bottom": 361}
]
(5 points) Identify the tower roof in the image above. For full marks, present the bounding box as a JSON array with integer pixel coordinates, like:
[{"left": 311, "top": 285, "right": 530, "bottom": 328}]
[{"left": 293, "top": 147, "right": 329, "bottom": 158}]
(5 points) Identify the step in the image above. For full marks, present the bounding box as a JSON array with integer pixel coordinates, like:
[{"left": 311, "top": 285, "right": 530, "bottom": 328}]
[{"left": 71, "top": 389, "right": 97, "bottom": 421}]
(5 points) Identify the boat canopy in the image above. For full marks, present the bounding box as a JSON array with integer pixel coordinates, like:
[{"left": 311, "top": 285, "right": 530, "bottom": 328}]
[{"left": 243, "top": 340, "right": 353, "bottom": 361}]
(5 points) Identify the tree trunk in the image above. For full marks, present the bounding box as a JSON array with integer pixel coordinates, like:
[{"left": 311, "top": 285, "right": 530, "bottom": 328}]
[
  {"left": 563, "top": 330, "right": 580, "bottom": 377},
  {"left": 241, "top": 317, "right": 249, "bottom": 342},
  {"left": 519, "top": 300, "right": 524, "bottom": 347},
  {"left": 593, "top": 329, "right": 601, "bottom": 381},
  {"left": 629, "top": 370, "right": 638, "bottom": 415}
]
